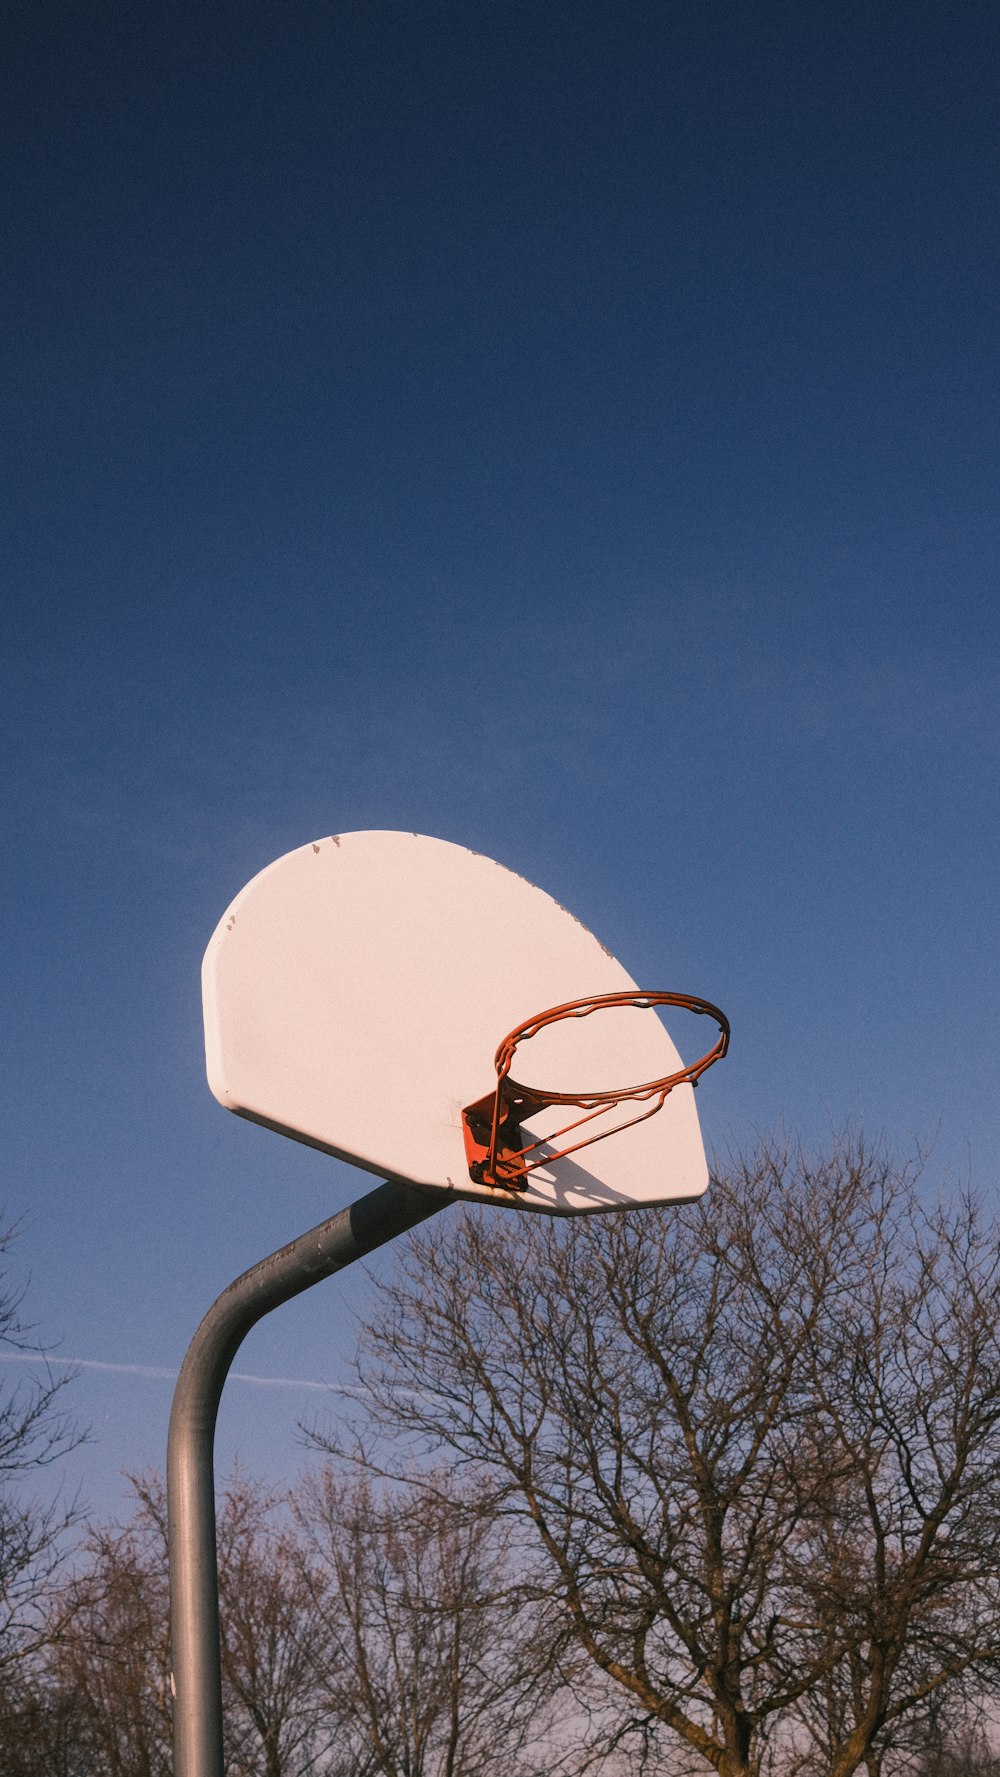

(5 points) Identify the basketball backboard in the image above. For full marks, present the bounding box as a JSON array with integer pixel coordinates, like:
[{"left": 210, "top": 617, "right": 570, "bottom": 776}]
[{"left": 202, "top": 832, "right": 721, "bottom": 1215}]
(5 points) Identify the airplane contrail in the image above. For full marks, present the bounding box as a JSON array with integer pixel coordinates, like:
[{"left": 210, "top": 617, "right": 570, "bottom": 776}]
[{"left": 0, "top": 1351, "right": 357, "bottom": 1394}]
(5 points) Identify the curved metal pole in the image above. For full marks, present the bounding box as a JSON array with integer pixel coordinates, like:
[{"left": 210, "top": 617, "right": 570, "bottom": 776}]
[{"left": 167, "top": 1178, "right": 448, "bottom": 1777}]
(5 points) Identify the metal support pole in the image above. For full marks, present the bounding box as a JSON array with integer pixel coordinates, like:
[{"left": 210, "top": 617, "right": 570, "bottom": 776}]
[{"left": 167, "top": 1177, "right": 448, "bottom": 1777}]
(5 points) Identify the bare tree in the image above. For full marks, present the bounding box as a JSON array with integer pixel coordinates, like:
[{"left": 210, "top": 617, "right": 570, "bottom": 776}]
[
  {"left": 37, "top": 1473, "right": 328, "bottom": 1777},
  {"left": 15, "top": 1461, "right": 562, "bottom": 1777},
  {"left": 293, "top": 1465, "right": 568, "bottom": 1777},
  {"left": 927, "top": 1741, "right": 1000, "bottom": 1777},
  {"left": 42, "top": 1480, "right": 173, "bottom": 1777},
  {"left": 215, "top": 1474, "right": 329, "bottom": 1777},
  {"left": 0, "top": 1666, "right": 93, "bottom": 1777},
  {"left": 308, "top": 1136, "right": 1000, "bottom": 1777},
  {"left": 0, "top": 1219, "right": 82, "bottom": 1680}
]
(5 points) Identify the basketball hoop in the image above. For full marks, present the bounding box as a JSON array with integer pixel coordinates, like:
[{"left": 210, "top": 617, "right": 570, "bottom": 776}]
[{"left": 462, "top": 991, "right": 730, "bottom": 1192}]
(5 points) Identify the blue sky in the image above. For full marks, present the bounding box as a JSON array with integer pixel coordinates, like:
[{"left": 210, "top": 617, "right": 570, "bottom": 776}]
[{"left": 3, "top": 0, "right": 998, "bottom": 1519}]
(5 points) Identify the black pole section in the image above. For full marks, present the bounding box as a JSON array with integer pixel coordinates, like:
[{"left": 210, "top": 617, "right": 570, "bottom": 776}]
[{"left": 167, "top": 1178, "right": 448, "bottom": 1777}]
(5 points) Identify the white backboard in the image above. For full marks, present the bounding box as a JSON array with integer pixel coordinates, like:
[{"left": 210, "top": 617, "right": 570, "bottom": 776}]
[{"left": 202, "top": 832, "right": 714, "bottom": 1214}]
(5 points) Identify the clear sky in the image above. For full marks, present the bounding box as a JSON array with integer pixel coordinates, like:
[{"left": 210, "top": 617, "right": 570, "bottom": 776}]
[{"left": 3, "top": 0, "right": 998, "bottom": 1521}]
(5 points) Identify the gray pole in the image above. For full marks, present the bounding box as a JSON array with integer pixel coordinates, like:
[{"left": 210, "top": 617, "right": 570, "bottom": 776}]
[{"left": 167, "top": 1177, "right": 448, "bottom": 1777}]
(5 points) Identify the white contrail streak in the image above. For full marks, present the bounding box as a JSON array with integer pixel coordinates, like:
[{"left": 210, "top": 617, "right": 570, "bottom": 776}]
[{"left": 0, "top": 1352, "right": 355, "bottom": 1394}]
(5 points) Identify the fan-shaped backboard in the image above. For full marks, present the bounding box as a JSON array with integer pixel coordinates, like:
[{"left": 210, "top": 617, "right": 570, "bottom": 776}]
[{"left": 203, "top": 832, "right": 715, "bottom": 1215}]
